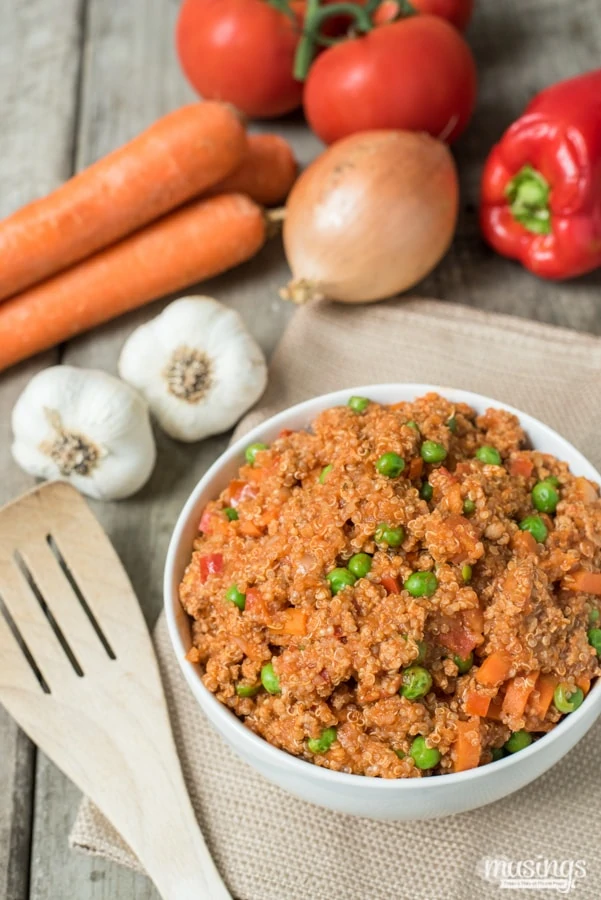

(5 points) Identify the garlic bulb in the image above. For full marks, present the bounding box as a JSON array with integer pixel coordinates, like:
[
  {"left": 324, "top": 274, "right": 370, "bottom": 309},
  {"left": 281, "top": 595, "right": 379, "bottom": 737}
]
[
  {"left": 118, "top": 296, "right": 268, "bottom": 442},
  {"left": 12, "top": 366, "right": 156, "bottom": 500}
]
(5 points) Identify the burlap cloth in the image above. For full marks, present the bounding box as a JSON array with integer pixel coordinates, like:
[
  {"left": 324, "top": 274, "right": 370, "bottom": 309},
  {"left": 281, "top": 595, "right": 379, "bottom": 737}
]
[{"left": 71, "top": 300, "right": 601, "bottom": 899}]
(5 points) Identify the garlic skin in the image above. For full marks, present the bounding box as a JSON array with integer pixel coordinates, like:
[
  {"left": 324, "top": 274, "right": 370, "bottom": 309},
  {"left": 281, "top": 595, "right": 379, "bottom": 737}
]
[
  {"left": 11, "top": 367, "right": 156, "bottom": 501},
  {"left": 118, "top": 297, "right": 268, "bottom": 442}
]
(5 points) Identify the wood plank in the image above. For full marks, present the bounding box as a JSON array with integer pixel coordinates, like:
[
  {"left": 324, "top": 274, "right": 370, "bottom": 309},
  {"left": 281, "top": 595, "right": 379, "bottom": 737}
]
[
  {"left": 4, "top": 0, "right": 601, "bottom": 896},
  {"left": 0, "top": 1, "right": 85, "bottom": 897},
  {"left": 419, "top": 0, "right": 601, "bottom": 335}
]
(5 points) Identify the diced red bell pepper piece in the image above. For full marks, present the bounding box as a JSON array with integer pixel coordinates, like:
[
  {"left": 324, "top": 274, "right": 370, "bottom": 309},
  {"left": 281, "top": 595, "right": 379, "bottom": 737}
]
[
  {"left": 438, "top": 609, "right": 483, "bottom": 657},
  {"left": 199, "top": 553, "right": 223, "bottom": 582},
  {"left": 198, "top": 508, "right": 213, "bottom": 534},
  {"left": 509, "top": 457, "right": 534, "bottom": 478}
]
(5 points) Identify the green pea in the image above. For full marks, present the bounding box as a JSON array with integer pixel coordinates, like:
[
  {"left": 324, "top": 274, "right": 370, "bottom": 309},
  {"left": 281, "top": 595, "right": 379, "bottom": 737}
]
[
  {"left": 421, "top": 440, "right": 448, "bottom": 464},
  {"left": 376, "top": 452, "right": 406, "bottom": 478},
  {"left": 348, "top": 553, "right": 372, "bottom": 579},
  {"left": 236, "top": 682, "right": 261, "bottom": 698},
  {"left": 224, "top": 506, "right": 239, "bottom": 521},
  {"left": 327, "top": 567, "right": 357, "bottom": 595},
  {"left": 589, "top": 609, "right": 600, "bottom": 625},
  {"left": 532, "top": 480, "right": 559, "bottom": 514},
  {"left": 261, "top": 662, "right": 281, "bottom": 694},
  {"left": 587, "top": 628, "right": 601, "bottom": 657},
  {"left": 553, "top": 683, "right": 584, "bottom": 714},
  {"left": 476, "top": 446, "right": 502, "bottom": 466},
  {"left": 400, "top": 665, "right": 432, "bottom": 700},
  {"left": 406, "top": 421, "right": 419, "bottom": 432},
  {"left": 463, "top": 498, "right": 476, "bottom": 515},
  {"left": 374, "top": 523, "right": 405, "bottom": 547},
  {"left": 307, "top": 727, "right": 337, "bottom": 754},
  {"left": 420, "top": 482, "right": 433, "bottom": 501},
  {"left": 543, "top": 475, "right": 560, "bottom": 487},
  {"left": 410, "top": 735, "right": 441, "bottom": 770},
  {"left": 453, "top": 652, "right": 473, "bottom": 674},
  {"left": 319, "top": 464, "right": 333, "bottom": 484},
  {"left": 490, "top": 747, "right": 505, "bottom": 762},
  {"left": 461, "top": 564, "right": 473, "bottom": 583},
  {"left": 245, "top": 442, "right": 269, "bottom": 465},
  {"left": 348, "top": 396, "right": 370, "bottom": 414},
  {"left": 226, "top": 585, "right": 246, "bottom": 611},
  {"left": 504, "top": 730, "right": 533, "bottom": 754},
  {"left": 447, "top": 416, "right": 457, "bottom": 434},
  {"left": 519, "top": 514, "right": 548, "bottom": 543},
  {"left": 404, "top": 571, "right": 438, "bottom": 598},
  {"left": 395, "top": 749, "right": 406, "bottom": 759},
  {"left": 415, "top": 640, "right": 427, "bottom": 664}
]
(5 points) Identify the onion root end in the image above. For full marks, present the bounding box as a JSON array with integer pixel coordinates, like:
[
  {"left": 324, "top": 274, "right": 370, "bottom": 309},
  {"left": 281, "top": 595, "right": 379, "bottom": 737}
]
[{"left": 279, "top": 278, "right": 325, "bottom": 305}]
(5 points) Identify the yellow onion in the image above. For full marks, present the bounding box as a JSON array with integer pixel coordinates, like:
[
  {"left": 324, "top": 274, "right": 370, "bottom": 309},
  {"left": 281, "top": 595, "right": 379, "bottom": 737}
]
[{"left": 281, "top": 130, "right": 459, "bottom": 304}]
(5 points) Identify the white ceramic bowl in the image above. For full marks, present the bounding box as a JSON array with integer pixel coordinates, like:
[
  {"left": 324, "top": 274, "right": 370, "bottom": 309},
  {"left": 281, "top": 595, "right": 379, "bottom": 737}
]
[{"left": 165, "top": 384, "right": 601, "bottom": 821}]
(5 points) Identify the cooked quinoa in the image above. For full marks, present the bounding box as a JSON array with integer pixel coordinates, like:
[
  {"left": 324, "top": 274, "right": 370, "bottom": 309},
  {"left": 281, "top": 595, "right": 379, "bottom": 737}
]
[{"left": 179, "top": 392, "right": 601, "bottom": 778}]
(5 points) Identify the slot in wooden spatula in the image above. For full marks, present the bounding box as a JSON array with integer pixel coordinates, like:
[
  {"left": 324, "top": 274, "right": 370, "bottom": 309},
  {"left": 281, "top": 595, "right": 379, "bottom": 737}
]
[{"left": 0, "top": 481, "right": 231, "bottom": 900}]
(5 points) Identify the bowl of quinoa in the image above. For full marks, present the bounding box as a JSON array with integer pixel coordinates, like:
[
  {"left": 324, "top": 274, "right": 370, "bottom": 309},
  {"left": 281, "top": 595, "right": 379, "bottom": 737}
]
[{"left": 165, "top": 385, "right": 601, "bottom": 820}]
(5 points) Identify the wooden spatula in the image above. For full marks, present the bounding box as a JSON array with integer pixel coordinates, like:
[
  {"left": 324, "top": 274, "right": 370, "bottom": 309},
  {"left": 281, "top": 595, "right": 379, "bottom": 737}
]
[{"left": 0, "top": 481, "right": 231, "bottom": 900}]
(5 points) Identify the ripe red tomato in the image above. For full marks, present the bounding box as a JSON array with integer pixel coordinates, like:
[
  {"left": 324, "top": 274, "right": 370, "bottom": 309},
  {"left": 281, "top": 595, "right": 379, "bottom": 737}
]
[
  {"left": 303, "top": 16, "right": 477, "bottom": 145},
  {"left": 176, "top": 0, "right": 303, "bottom": 119},
  {"left": 318, "top": 0, "right": 474, "bottom": 35},
  {"left": 374, "top": 0, "right": 474, "bottom": 31}
]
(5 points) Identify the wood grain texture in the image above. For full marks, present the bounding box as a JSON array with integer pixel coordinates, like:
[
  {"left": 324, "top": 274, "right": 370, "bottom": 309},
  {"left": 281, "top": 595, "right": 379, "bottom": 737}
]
[
  {"left": 0, "top": 483, "right": 231, "bottom": 900},
  {"left": 0, "top": 0, "right": 600, "bottom": 896},
  {"left": 418, "top": 0, "right": 601, "bottom": 333},
  {"left": 0, "top": 1, "right": 85, "bottom": 897}
]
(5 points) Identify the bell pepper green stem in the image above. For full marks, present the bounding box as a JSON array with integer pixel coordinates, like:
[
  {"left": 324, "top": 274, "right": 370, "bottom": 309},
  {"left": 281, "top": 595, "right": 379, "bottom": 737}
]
[
  {"left": 294, "top": 1, "right": 373, "bottom": 81},
  {"left": 505, "top": 164, "right": 552, "bottom": 235}
]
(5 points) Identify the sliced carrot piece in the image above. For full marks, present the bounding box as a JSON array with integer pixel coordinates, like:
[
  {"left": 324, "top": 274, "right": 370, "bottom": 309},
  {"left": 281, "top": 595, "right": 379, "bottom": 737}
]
[
  {"left": 409, "top": 457, "right": 424, "bottom": 480},
  {"left": 502, "top": 673, "right": 539, "bottom": 718},
  {"left": 226, "top": 480, "right": 256, "bottom": 506},
  {"left": 453, "top": 719, "right": 482, "bottom": 772},
  {"left": 512, "top": 530, "right": 538, "bottom": 554},
  {"left": 239, "top": 520, "right": 264, "bottom": 538},
  {"left": 563, "top": 570, "right": 601, "bottom": 595},
  {"left": 486, "top": 695, "right": 504, "bottom": 721},
  {"left": 381, "top": 575, "right": 400, "bottom": 595},
  {"left": 258, "top": 507, "right": 281, "bottom": 527},
  {"left": 475, "top": 651, "right": 513, "bottom": 687},
  {"left": 576, "top": 676, "right": 591, "bottom": 696},
  {"left": 465, "top": 690, "right": 491, "bottom": 717},
  {"left": 280, "top": 608, "right": 308, "bottom": 636},
  {"left": 527, "top": 673, "right": 559, "bottom": 719}
]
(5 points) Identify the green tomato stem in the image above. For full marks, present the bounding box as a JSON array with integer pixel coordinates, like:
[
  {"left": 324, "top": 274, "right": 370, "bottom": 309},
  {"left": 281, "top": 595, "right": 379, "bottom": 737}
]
[
  {"left": 294, "top": 1, "right": 373, "bottom": 81},
  {"left": 265, "top": 0, "right": 296, "bottom": 22},
  {"left": 392, "top": 0, "right": 417, "bottom": 16}
]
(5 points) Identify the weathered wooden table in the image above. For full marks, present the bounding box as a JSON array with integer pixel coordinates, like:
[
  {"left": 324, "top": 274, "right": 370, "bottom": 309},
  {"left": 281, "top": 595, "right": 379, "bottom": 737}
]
[{"left": 1, "top": 1, "right": 600, "bottom": 897}]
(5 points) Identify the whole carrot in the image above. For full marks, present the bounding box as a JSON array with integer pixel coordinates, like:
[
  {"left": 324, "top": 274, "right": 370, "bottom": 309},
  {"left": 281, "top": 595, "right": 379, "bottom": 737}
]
[
  {"left": 0, "top": 193, "right": 266, "bottom": 372},
  {"left": 208, "top": 134, "right": 297, "bottom": 206},
  {"left": 0, "top": 103, "right": 247, "bottom": 302}
]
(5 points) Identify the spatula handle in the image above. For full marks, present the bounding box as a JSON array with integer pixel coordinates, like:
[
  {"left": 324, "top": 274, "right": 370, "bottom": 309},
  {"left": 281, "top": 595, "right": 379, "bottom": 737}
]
[
  {"left": 107, "top": 753, "right": 232, "bottom": 900},
  {"left": 140, "top": 796, "right": 232, "bottom": 900}
]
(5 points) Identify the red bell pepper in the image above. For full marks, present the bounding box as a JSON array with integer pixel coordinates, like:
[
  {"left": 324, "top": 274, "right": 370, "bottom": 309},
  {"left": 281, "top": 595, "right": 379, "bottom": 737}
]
[
  {"left": 480, "top": 69, "right": 601, "bottom": 279},
  {"left": 199, "top": 553, "right": 223, "bottom": 582}
]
